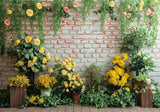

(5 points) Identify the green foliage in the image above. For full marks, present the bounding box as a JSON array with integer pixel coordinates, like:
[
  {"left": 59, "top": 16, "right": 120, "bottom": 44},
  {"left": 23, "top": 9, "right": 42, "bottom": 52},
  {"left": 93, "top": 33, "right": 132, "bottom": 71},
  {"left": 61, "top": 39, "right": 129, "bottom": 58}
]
[
  {"left": 81, "top": 0, "right": 95, "bottom": 21},
  {"left": 120, "top": 27, "right": 150, "bottom": 56},
  {"left": 128, "top": 51, "right": 155, "bottom": 75},
  {"left": 0, "top": 90, "right": 10, "bottom": 108},
  {"left": 79, "top": 89, "right": 110, "bottom": 108},
  {"left": 85, "top": 63, "right": 102, "bottom": 91},
  {"left": 0, "top": 0, "right": 6, "bottom": 55},
  {"left": 153, "top": 89, "right": 160, "bottom": 107}
]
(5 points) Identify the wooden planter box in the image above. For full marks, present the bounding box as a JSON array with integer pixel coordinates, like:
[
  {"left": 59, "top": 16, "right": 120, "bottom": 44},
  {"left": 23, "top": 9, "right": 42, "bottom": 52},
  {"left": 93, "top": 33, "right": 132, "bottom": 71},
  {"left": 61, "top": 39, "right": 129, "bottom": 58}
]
[
  {"left": 140, "top": 92, "right": 152, "bottom": 108},
  {"left": 10, "top": 87, "right": 26, "bottom": 107}
]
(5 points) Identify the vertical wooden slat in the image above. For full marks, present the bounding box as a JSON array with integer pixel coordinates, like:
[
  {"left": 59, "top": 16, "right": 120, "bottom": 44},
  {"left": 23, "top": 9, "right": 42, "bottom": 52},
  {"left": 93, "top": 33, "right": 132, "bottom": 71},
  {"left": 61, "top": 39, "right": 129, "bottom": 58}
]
[
  {"left": 19, "top": 87, "right": 22, "bottom": 106},
  {"left": 146, "top": 92, "right": 149, "bottom": 108},
  {"left": 10, "top": 87, "right": 13, "bottom": 107},
  {"left": 149, "top": 92, "right": 153, "bottom": 108}
]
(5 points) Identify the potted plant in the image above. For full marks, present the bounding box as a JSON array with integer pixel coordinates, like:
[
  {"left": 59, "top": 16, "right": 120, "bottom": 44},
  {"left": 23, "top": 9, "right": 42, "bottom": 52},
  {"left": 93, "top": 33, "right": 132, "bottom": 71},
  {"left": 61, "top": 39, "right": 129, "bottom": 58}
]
[
  {"left": 34, "top": 74, "right": 57, "bottom": 96},
  {"left": 133, "top": 75, "right": 156, "bottom": 108},
  {"left": 7, "top": 75, "right": 30, "bottom": 107},
  {"left": 9, "top": 32, "right": 50, "bottom": 84}
]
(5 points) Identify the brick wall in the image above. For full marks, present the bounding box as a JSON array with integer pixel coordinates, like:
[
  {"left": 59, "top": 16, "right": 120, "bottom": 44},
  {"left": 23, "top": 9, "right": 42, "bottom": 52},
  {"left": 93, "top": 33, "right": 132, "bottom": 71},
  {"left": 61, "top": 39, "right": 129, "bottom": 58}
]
[{"left": 0, "top": 0, "right": 160, "bottom": 89}]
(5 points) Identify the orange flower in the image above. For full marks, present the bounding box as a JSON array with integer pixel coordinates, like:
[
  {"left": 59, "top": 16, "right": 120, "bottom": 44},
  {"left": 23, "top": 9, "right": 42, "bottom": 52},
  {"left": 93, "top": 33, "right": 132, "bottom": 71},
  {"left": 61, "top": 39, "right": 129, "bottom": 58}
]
[
  {"left": 151, "top": 6, "right": 155, "bottom": 10},
  {"left": 63, "top": 7, "right": 70, "bottom": 13},
  {"left": 73, "top": 2, "right": 78, "bottom": 7},
  {"left": 126, "top": 13, "right": 131, "bottom": 18},
  {"left": 61, "top": 19, "right": 66, "bottom": 23},
  {"left": 42, "top": 3, "right": 47, "bottom": 6},
  {"left": 126, "top": 5, "right": 131, "bottom": 9},
  {"left": 4, "top": 19, "right": 10, "bottom": 26},
  {"left": 123, "top": 12, "right": 127, "bottom": 16}
]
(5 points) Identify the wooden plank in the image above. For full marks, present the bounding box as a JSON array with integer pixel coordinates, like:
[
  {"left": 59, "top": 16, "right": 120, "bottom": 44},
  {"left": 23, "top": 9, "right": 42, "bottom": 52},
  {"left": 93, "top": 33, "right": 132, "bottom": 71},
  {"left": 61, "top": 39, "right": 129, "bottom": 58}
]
[
  {"left": 112, "top": 108, "right": 123, "bottom": 112},
  {"left": 149, "top": 92, "right": 152, "bottom": 108},
  {"left": 74, "top": 104, "right": 82, "bottom": 112},
  {"left": 134, "top": 107, "right": 146, "bottom": 112},
  {"left": 10, "top": 87, "right": 13, "bottom": 107},
  {"left": 81, "top": 106, "right": 89, "bottom": 112},
  {"left": 89, "top": 106, "right": 99, "bottom": 112},
  {"left": 105, "top": 107, "right": 114, "bottom": 112},
  {"left": 57, "top": 105, "right": 66, "bottom": 112},
  {"left": 98, "top": 108, "right": 108, "bottom": 112},
  {"left": 146, "top": 92, "right": 149, "bottom": 108},
  {"left": 66, "top": 105, "right": 74, "bottom": 112}
]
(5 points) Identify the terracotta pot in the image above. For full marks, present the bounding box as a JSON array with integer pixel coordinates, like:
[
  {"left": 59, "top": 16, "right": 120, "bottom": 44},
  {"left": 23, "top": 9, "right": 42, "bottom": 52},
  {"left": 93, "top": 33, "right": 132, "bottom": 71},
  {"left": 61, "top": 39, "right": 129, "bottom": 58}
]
[{"left": 71, "top": 93, "right": 80, "bottom": 103}]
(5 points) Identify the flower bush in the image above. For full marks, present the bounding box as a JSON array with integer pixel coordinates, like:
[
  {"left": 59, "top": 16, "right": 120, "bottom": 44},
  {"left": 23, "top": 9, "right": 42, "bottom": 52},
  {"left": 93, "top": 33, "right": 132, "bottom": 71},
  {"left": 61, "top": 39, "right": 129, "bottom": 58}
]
[
  {"left": 8, "top": 75, "right": 30, "bottom": 87},
  {"left": 129, "top": 52, "right": 154, "bottom": 75},
  {"left": 105, "top": 53, "right": 132, "bottom": 87},
  {"left": 25, "top": 95, "right": 44, "bottom": 106},
  {"left": 9, "top": 33, "right": 50, "bottom": 74},
  {"left": 34, "top": 74, "right": 57, "bottom": 90}
]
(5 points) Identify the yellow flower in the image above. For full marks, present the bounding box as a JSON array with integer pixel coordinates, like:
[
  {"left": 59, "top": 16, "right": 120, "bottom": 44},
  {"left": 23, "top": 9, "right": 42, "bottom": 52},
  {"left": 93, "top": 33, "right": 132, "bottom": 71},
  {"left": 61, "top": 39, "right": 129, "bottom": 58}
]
[
  {"left": 25, "top": 36, "right": 32, "bottom": 43},
  {"left": 114, "top": 55, "right": 121, "bottom": 60},
  {"left": 71, "top": 59, "right": 74, "bottom": 61},
  {"left": 54, "top": 57, "right": 59, "bottom": 62},
  {"left": 42, "top": 65, "right": 46, "bottom": 69},
  {"left": 33, "top": 57, "right": 37, "bottom": 62},
  {"left": 64, "top": 59, "right": 68, "bottom": 62},
  {"left": 42, "top": 58, "right": 47, "bottom": 63},
  {"left": 14, "top": 67, "right": 19, "bottom": 71},
  {"left": 39, "top": 47, "right": 44, "bottom": 53},
  {"left": 72, "top": 62, "right": 76, "bottom": 67},
  {"left": 9, "top": 39, "right": 13, "bottom": 43},
  {"left": 65, "top": 84, "right": 68, "bottom": 88},
  {"left": 83, "top": 78, "right": 86, "bottom": 81},
  {"left": 61, "top": 70, "right": 67, "bottom": 75},
  {"left": 7, "top": 10, "right": 12, "bottom": 15},
  {"left": 112, "top": 92, "right": 116, "bottom": 97},
  {"left": 67, "top": 73, "right": 72, "bottom": 77},
  {"left": 17, "top": 61, "right": 24, "bottom": 66},
  {"left": 151, "top": 1, "right": 155, "bottom": 5},
  {"left": 66, "top": 89, "right": 69, "bottom": 92},
  {"left": 122, "top": 53, "right": 128, "bottom": 61},
  {"left": 28, "top": 60, "right": 34, "bottom": 67},
  {"left": 14, "top": 40, "right": 20, "bottom": 46},
  {"left": 72, "top": 68, "right": 75, "bottom": 72},
  {"left": 118, "top": 89, "right": 122, "bottom": 93},
  {"left": 26, "top": 9, "right": 33, "bottom": 17},
  {"left": 67, "top": 57, "right": 71, "bottom": 61},
  {"left": 81, "top": 88, "right": 85, "bottom": 92},
  {"left": 109, "top": 1, "right": 115, "bottom": 7},
  {"left": 139, "top": 1, "right": 144, "bottom": 6},
  {"left": 46, "top": 52, "right": 51, "bottom": 60},
  {"left": 125, "top": 87, "right": 130, "bottom": 92},
  {"left": 33, "top": 68, "right": 39, "bottom": 73},
  {"left": 34, "top": 39, "right": 40, "bottom": 46},
  {"left": 76, "top": 83, "right": 80, "bottom": 87},
  {"left": 66, "top": 65, "right": 71, "bottom": 70},
  {"left": 61, "top": 61, "right": 66, "bottom": 66},
  {"left": 48, "top": 68, "right": 53, "bottom": 73},
  {"left": 72, "top": 85, "right": 75, "bottom": 88},
  {"left": 38, "top": 98, "right": 44, "bottom": 103},
  {"left": 139, "top": 6, "right": 143, "bottom": 10},
  {"left": 37, "top": 3, "right": 42, "bottom": 9}
]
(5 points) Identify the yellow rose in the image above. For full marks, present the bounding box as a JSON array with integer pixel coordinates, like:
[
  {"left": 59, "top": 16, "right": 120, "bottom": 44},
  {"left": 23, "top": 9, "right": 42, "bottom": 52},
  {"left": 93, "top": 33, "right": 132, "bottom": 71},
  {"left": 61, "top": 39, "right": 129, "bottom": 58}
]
[
  {"left": 72, "top": 62, "right": 76, "bottom": 67},
  {"left": 54, "top": 57, "right": 59, "bottom": 62},
  {"left": 28, "top": 60, "right": 34, "bottom": 67},
  {"left": 112, "top": 92, "right": 116, "bottom": 97},
  {"left": 33, "top": 57, "right": 37, "bottom": 62},
  {"left": 67, "top": 73, "right": 72, "bottom": 77},
  {"left": 42, "top": 58, "right": 47, "bottom": 63},
  {"left": 118, "top": 89, "right": 122, "bottom": 93},
  {"left": 14, "top": 67, "right": 19, "bottom": 71},
  {"left": 39, "top": 47, "right": 44, "bottom": 53},
  {"left": 36, "top": 3, "right": 42, "bottom": 9},
  {"left": 109, "top": 1, "right": 115, "bottom": 7},
  {"left": 26, "top": 9, "right": 33, "bottom": 17},
  {"left": 139, "top": 6, "right": 143, "bottom": 10},
  {"left": 139, "top": 1, "right": 144, "bottom": 6},
  {"left": 48, "top": 68, "right": 53, "bottom": 73},
  {"left": 25, "top": 36, "right": 32, "bottom": 43},
  {"left": 9, "top": 39, "right": 13, "bottom": 43},
  {"left": 71, "top": 59, "right": 74, "bottom": 61},
  {"left": 61, "top": 61, "right": 66, "bottom": 66},
  {"left": 66, "top": 65, "right": 71, "bottom": 70},
  {"left": 33, "top": 68, "right": 39, "bottom": 73},
  {"left": 67, "top": 57, "right": 71, "bottom": 61},
  {"left": 61, "top": 70, "right": 67, "bottom": 75},
  {"left": 34, "top": 39, "right": 40, "bottom": 46},
  {"left": 125, "top": 87, "right": 130, "bottom": 92},
  {"left": 17, "top": 61, "right": 24, "bottom": 66},
  {"left": 46, "top": 52, "right": 51, "bottom": 60},
  {"left": 66, "top": 89, "right": 69, "bottom": 92},
  {"left": 14, "top": 40, "right": 20, "bottom": 46},
  {"left": 7, "top": 10, "right": 12, "bottom": 15},
  {"left": 42, "top": 65, "right": 46, "bottom": 69},
  {"left": 72, "top": 85, "right": 75, "bottom": 88},
  {"left": 38, "top": 98, "right": 44, "bottom": 103}
]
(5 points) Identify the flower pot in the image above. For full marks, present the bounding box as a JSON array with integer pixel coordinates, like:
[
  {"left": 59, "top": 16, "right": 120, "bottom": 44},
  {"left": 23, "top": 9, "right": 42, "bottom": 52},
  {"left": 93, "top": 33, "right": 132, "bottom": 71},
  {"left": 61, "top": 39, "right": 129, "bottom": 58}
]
[
  {"left": 132, "top": 79, "right": 147, "bottom": 89},
  {"left": 41, "top": 89, "right": 51, "bottom": 96},
  {"left": 71, "top": 93, "right": 80, "bottom": 103},
  {"left": 10, "top": 87, "right": 26, "bottom": 107},
  {"left": 140, "top": 92, "right": 152, "bottom": 108}
]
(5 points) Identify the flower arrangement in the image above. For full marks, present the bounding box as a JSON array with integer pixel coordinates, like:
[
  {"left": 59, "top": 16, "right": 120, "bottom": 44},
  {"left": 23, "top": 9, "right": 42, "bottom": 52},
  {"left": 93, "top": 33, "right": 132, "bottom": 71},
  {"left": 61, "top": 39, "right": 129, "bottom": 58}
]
[
  {"left": 133, "top": 75, "right": 156, "bottom": 94},
  {"left": 128, "top": 52, "right": 154, "bottom": 75},
  {"left": 8, "top": 75, "right": 30, "bottom": 87},
  {"left": 9, "top": 32, "right": 50, "bottom": 74},
  {"left": 34, "top": 74, "right": 57, "bottom": 90},
  {"left": 105, "top": 53, "right": 132, "bottom": 87},
  {"left": 26, "top": 95, "right": 44, "bottom": 106}
]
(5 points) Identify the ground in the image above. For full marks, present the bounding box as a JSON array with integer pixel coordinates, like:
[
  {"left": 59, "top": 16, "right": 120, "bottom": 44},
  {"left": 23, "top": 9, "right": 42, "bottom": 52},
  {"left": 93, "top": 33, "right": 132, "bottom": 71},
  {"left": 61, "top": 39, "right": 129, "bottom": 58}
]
[{"left": 0, "top": 105, "right": 160, "bottom": 112}]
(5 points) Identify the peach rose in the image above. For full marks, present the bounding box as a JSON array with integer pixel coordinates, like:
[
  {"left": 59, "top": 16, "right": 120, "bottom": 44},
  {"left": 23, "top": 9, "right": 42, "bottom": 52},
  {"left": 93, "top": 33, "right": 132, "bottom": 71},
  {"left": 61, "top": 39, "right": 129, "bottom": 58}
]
[
  {"left": 146, "top": 79, "right": 151, "bottom": 84},
  {"left": 126, "top": 13, "right": 131, "bottom": 18},
  {"left": 42, "top": 3, "right": 47, "bottom": 7},
  {"left": 61, "top": 19, "right": 66, "bottom": 23},
  {"left": 4, "top": 19, "right": 10, "bottom": 26},
  {"left": 151, "top": 6, "right": 155, "bottom": 10},
  {"left": 146, "top": 9, "right": 151, "bottom": 15},
  {"left": 123, "top": 12, "right": 127, "bottom": 16},
  {"left": 63, "top": 7, "right": 70, "bottom": 13},
  {"left": 126, "top": 5, "right": 131, "bottom": 9},
  {"left": 152, "top": 91, "right": 156, "bottom": 94},
  {"left": 73, "top": 2, "right": 78, "bottom": 7},
  {"left": 137, "top": 52, "right": 141, "bottom": 56},
  {"left": 150, "top": 11, "right": 154, "bottom": 16}
]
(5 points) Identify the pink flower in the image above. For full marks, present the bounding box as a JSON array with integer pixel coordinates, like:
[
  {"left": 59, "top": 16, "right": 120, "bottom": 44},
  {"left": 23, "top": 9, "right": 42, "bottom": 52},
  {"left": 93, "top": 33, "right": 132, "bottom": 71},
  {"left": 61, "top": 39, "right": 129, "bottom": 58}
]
[
  {"left": 152, "top": 91, "right": 156, "bottom": 94},
  {"left": 146, "top": 79, "right": 151, "bottom": 84},
  {"left": 42, "top": 3, "right": 47, "bottom": 7},
  {"left": 61, "top": 19, "right": 66, "bottom": 24},
  {"left": 126, "top": 13, "right": 131, "bottom": 18},
  {"left": 126, "top": 5, "right": 131, "bottom": 9},
  {"left": 4, "top": 19, "right": 10, "bottom": 26},
  {"left": 128, "top": 60, "right": 132, "bottom": 64},
  {"left": 151, "top": 6, "right": 155, "bottom": 10},
  {"left": 146, "top": 9, "right": 151, "bottom": 15},
  {"left": 123, "top": 12, "right": 127, "bottom": 16},
  {"left": 63, "top": 7, "right": 70, "bottom": 13},
  {"left": 150, "top": 11, "right": 154, "bottom": 16},
  {"left": 137, "top": 52, "right": 141, "bottom": 56},
  {"left": 150, "top": 86, "right": 154, "bottom": 90},
  {"left": 73, "top": 2, "right": 78, "bottom": 7},
  {"left": 135, "top": 90, "right": 139, "bottom": 94}
]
